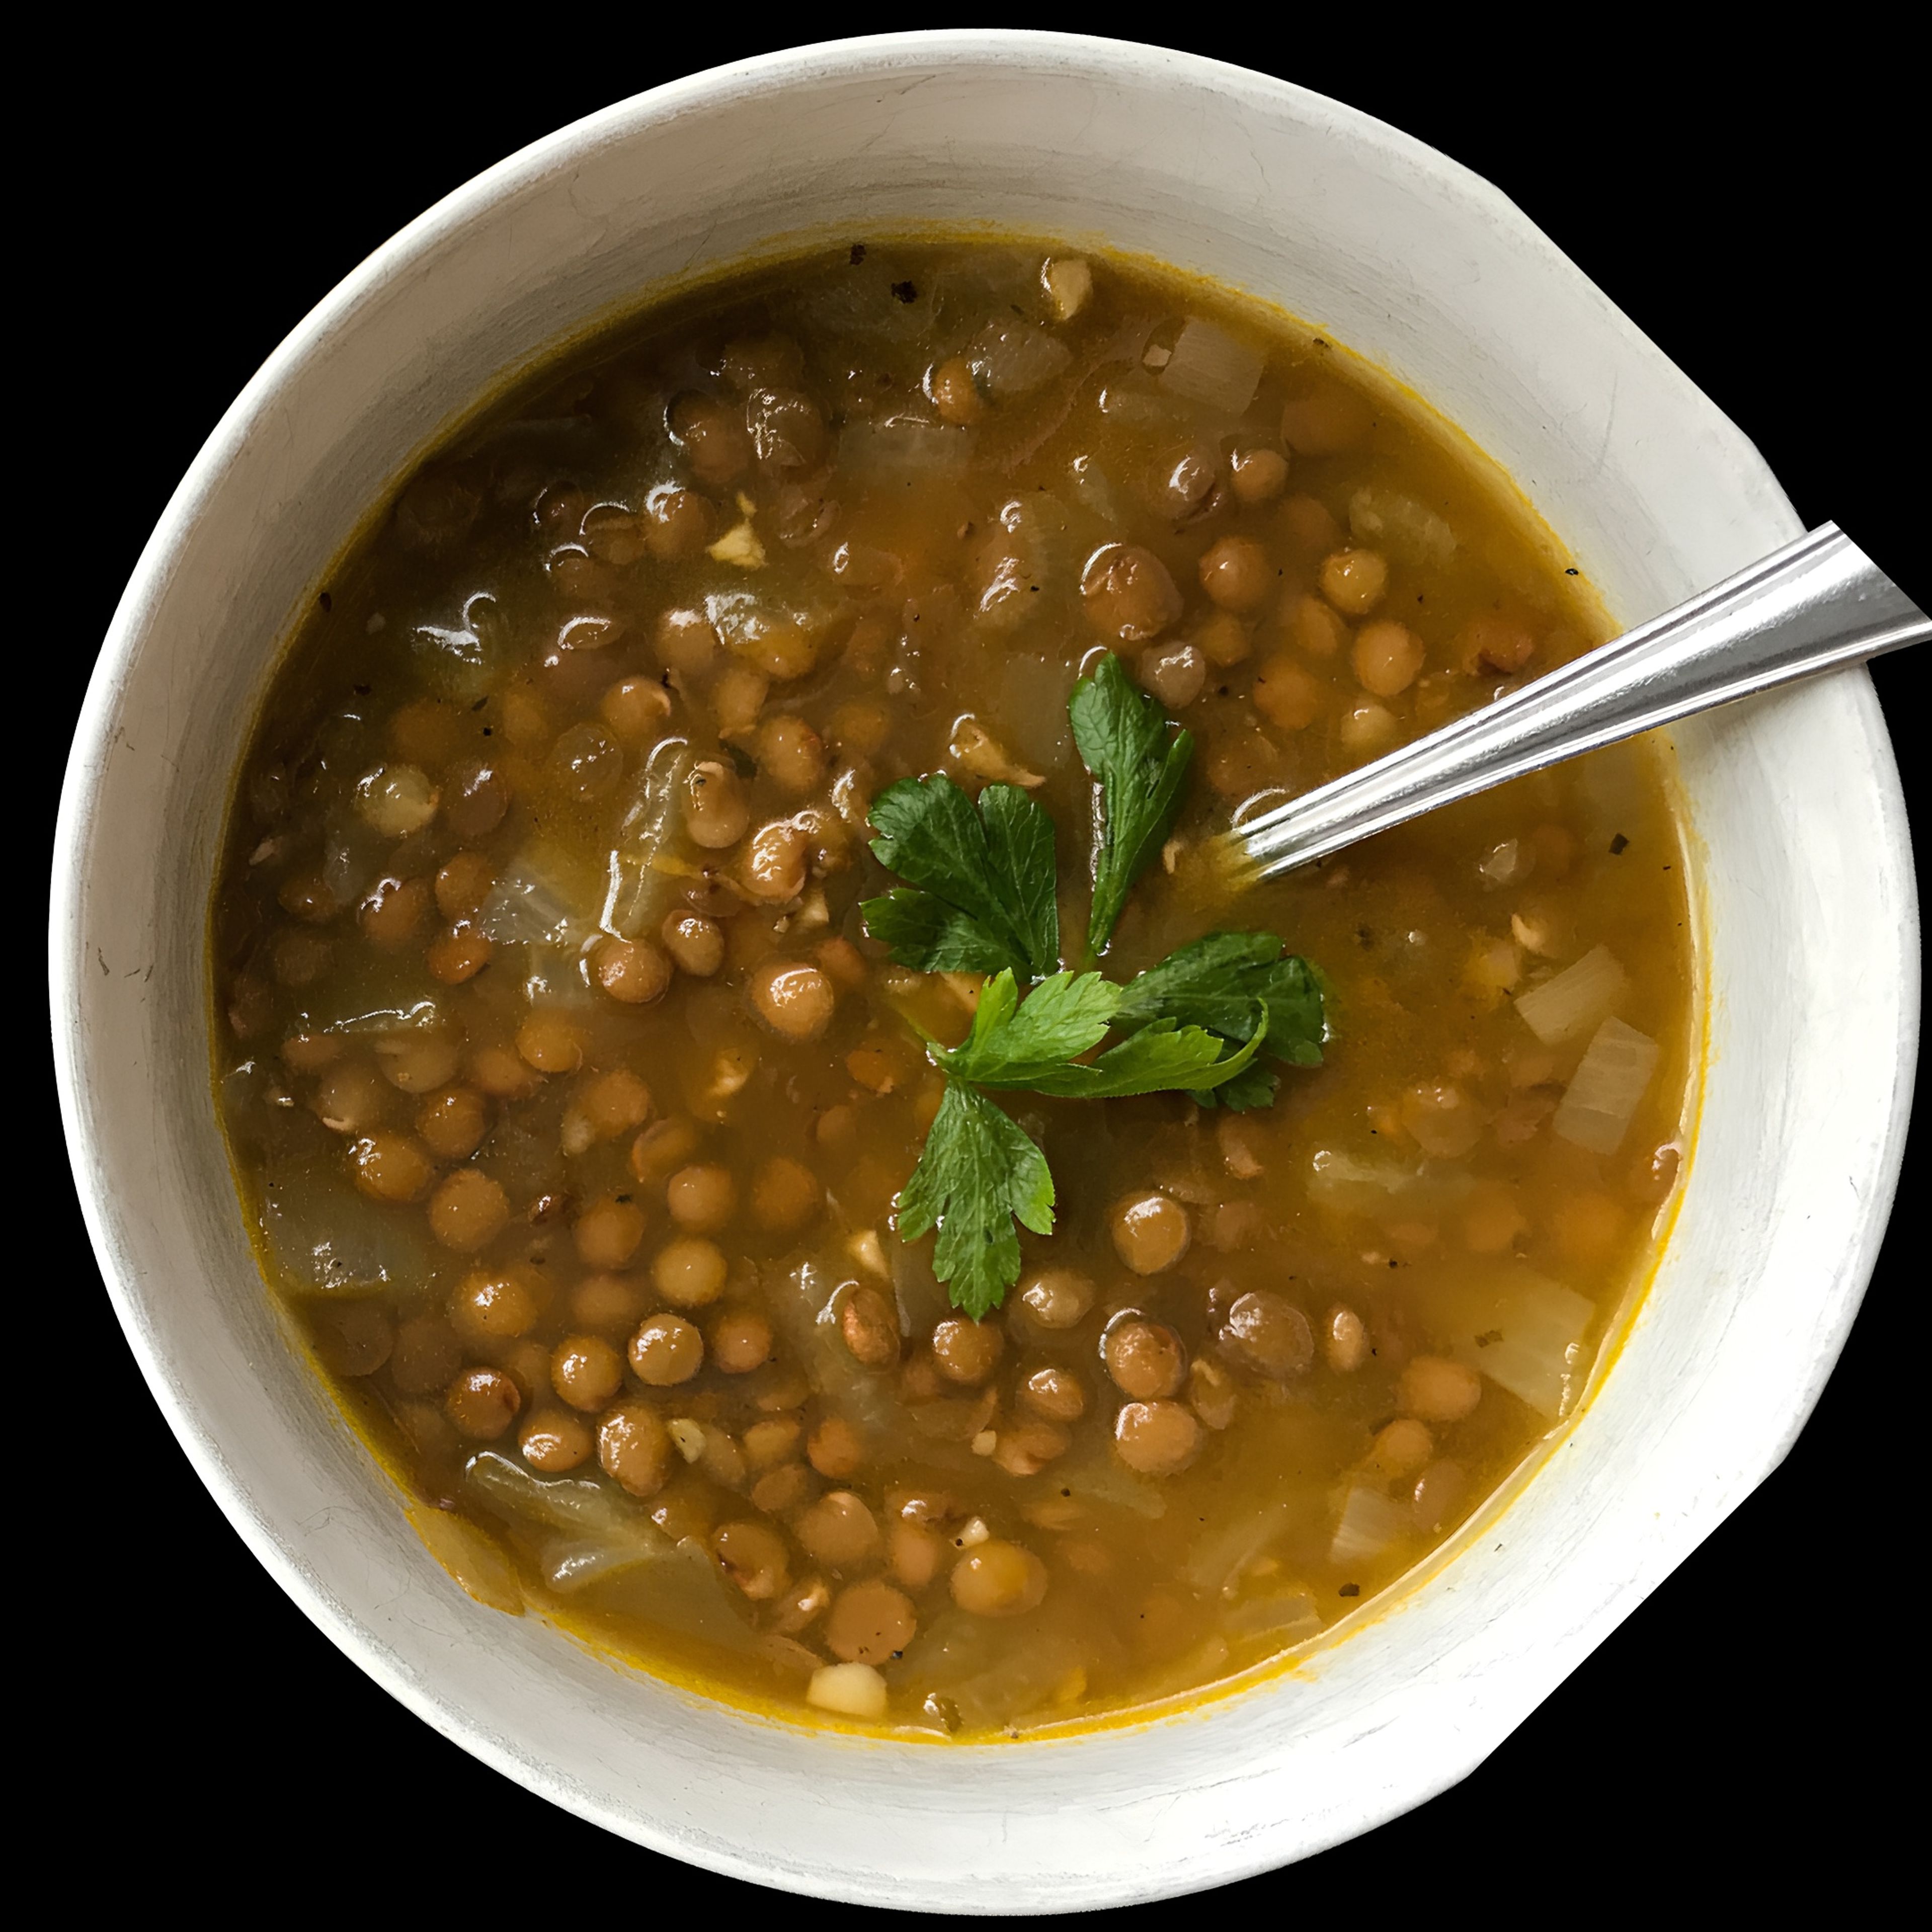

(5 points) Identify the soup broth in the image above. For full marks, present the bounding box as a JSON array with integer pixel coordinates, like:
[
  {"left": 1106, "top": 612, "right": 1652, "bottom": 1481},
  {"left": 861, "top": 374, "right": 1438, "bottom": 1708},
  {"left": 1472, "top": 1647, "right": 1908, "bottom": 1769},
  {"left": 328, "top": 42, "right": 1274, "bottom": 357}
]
[{"left": 212, "top": 241, "right": 1694, "bottom": 1736}]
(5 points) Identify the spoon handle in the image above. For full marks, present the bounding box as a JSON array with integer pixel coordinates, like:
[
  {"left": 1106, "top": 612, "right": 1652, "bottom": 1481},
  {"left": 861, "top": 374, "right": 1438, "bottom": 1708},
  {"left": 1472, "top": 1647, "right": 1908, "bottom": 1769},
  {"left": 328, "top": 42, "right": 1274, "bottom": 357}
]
[{"left": 1222, "top": 523, "right": 1927, "bottom": 883}]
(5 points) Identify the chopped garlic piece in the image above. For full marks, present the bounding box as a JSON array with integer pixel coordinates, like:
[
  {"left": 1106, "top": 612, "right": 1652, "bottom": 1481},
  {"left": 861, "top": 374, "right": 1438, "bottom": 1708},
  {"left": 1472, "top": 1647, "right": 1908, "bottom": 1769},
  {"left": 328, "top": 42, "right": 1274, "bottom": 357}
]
[
  {"left": 668, "top": 1418, "right": 706, "bottom": 1463},
  {"left": 1510, "top": 910, "right": 1567, "bottom": 959},
  {"left": 950, "top": 716, "right": 1044, "bottom": 787},
  {"left": 707, "top": 521, "right": 766, "bottom": 569},
  {"left": 830, "top": 765, "right": 870, "bottom": 830},
  {"left": 847, "top": 1229, "right": 890, "bottom": 1279},
  {"left": 699, "top": 1044, "right": 757, "bottom": 1116},
  {"left": 807, "top": 1662, "right": 888, "bottom": 1719},
  {"left": 1041, "top": 255, "right": 1093, "bottom": 322}
]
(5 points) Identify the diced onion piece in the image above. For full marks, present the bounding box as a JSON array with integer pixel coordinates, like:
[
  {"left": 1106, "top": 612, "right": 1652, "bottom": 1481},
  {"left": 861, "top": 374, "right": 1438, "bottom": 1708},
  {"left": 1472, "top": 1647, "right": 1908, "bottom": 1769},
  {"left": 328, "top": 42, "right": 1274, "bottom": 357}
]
[
  {"left": 1478, "top": 838, "right": 1529, "bottom": 888},
  {"left": 1347, "top": 487, "right": 1457, "bottom": 567},
  {"left": 601, "top": 740, "right": 696, "bottom": 940},
  {"left": 1309, "top": 1149, "right": 1415, "bottom": 1212},
  {"left": 808, "top": 1661, "right": 888, "bottom": 1719},
  {"left": 1224, "top": 1589, "right": 1322, "bottom": 1642},
  {"left": 1514, "top": 944, "right": 1629, "bottom": 1044},
  {"left": 1554, "top": 1017, "right": 1660, "bottom": 1155},
  {"left": 943, "top": 1632, "right": 1087, "bottom": 1732},
  {"left": 765, "top": 1257, "right": 900, "bottom": 1437},
  {"left": 839, "top": 418, "right": 973, "bottom": 479},
  {"left": 1308, "top": 1149, "right": 1474, "bottom": 1218},
  {"left": 1098, "top": 385, "right": 1187, "bottom": 430},
  {"left": 1160, "top": 317, "right": 1264, "bottom": 415},
  {"left": 479, "top": 841, "right": 602, "bottom": 946},
  {"left": 544, "top": 1541, "right": 657, "bottom": 1593},
  {"left": 968, "top": 317, "right": 1072, "bottom": 398},
  {"left": 1445, "top": 1268, "right": 1595, "bottom": 1418},
  {"left": 1182, "top": 1497, "right": 1297, "bottom": 1595},
  {"left": 1329, "top": 1482, "right": 1406, "bottom": 1566},
  {"left": 465, "top": 1448, "right": 659, "bottom": 1538}
]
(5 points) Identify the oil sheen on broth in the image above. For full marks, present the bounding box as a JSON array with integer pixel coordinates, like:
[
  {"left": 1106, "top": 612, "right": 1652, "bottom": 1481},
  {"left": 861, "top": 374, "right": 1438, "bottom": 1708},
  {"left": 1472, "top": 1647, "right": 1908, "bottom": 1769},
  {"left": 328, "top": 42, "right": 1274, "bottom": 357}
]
[{"left": 212, "top": 242, "right": 1693, "bottom": 1736}]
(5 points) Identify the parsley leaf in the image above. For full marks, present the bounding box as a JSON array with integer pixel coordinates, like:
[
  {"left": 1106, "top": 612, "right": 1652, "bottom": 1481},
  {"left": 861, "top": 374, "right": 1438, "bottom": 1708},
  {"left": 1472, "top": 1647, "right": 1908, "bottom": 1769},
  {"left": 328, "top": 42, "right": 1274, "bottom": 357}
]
[
  {"left": 934, "top": 970, "right": 1121, "bottom": 1086},
  {"left": 896, "top": 1080, "right": 1055, "bottom": 1319},
  {"left": 1056, "top": 1012, "right": 1268, "bottom": 1098},
  {"left": 1069, "top": 652, "right": 1194, "bottom": 959},
  {"left": 1113, "top": 931, "right": 1325, "bottom": 1062},
  {"left": 859, "top": 892, "right": 1018, "bottom": 976},
  {"left": 1192, "top": 1059, "right": 1282, "bottom": 1112},
  {"left": 931, "top": 968, "right": 1268, "bottom": 1100},
  {"left": 862, "top": 774, "right": 1060, "bottom": 980},
  {"left": 1112, "top": 931, "right": 1326, "bottom": 1110}
]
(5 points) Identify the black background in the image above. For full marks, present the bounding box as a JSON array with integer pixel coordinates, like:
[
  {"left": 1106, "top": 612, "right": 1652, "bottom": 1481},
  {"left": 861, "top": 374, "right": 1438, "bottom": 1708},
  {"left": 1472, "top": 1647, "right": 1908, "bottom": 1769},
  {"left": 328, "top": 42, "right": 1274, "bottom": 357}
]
[{"left": 41, "top": 25, "right": 1923, "bottom": 1904}]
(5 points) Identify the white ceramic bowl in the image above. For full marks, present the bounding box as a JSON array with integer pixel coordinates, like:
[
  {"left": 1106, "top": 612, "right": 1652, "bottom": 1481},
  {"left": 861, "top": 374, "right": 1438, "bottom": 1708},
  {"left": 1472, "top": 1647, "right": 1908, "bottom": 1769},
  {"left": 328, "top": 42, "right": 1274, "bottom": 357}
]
[{"left": 52, "top": 31, "right": 1916, "bottom": 1911}]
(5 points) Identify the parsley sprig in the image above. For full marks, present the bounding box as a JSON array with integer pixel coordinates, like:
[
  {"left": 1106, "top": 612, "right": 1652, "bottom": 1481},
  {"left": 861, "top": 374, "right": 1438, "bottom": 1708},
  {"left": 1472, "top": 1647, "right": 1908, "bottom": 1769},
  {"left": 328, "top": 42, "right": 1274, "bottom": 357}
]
[{"left": 860, "top": 653, "right": 1326, "bottom": 1316}]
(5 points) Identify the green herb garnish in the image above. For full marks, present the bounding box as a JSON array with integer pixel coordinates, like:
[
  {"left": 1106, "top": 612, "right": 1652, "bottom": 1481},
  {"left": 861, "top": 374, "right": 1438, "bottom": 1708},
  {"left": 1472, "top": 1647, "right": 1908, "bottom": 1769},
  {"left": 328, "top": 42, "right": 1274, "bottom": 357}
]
[
  {"left": 1069, "top": 651, "right": 1194, "bottom": 962},
  {"left": 860, "top": 774, "right": 1059, "bottom": 981},
  {"left": 1111, "top": 931, "right": 1326, "bottom": 1109},
  {"left": 864, "top": 660, "right": 1326, "bottom": 1316},
  {"left": 894, "top": 1080, "right": 1057, "bottom": 1320}
]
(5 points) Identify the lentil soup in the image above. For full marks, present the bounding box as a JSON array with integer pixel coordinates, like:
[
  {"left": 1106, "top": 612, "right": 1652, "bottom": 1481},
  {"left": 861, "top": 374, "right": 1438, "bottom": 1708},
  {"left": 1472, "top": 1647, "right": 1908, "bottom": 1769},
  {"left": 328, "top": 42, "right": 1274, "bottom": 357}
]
[{"left": 212, "top": 241, "right": 1694, "bottom": 1736}]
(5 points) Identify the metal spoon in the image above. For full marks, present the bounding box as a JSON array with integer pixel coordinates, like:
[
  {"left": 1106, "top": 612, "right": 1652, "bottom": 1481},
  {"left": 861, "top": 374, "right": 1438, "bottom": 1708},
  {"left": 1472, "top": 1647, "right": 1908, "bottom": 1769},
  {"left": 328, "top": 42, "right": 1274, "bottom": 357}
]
[{"left": 1216, "top": 524, "right": 1926, "bottom": 884}]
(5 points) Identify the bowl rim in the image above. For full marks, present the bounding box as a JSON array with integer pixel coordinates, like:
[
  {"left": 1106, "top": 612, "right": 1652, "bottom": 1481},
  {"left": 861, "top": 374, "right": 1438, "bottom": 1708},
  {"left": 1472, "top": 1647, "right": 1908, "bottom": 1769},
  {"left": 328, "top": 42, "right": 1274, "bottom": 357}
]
[{"left": 51, "top": 28, "right": 1919, "bottom": 1907}]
